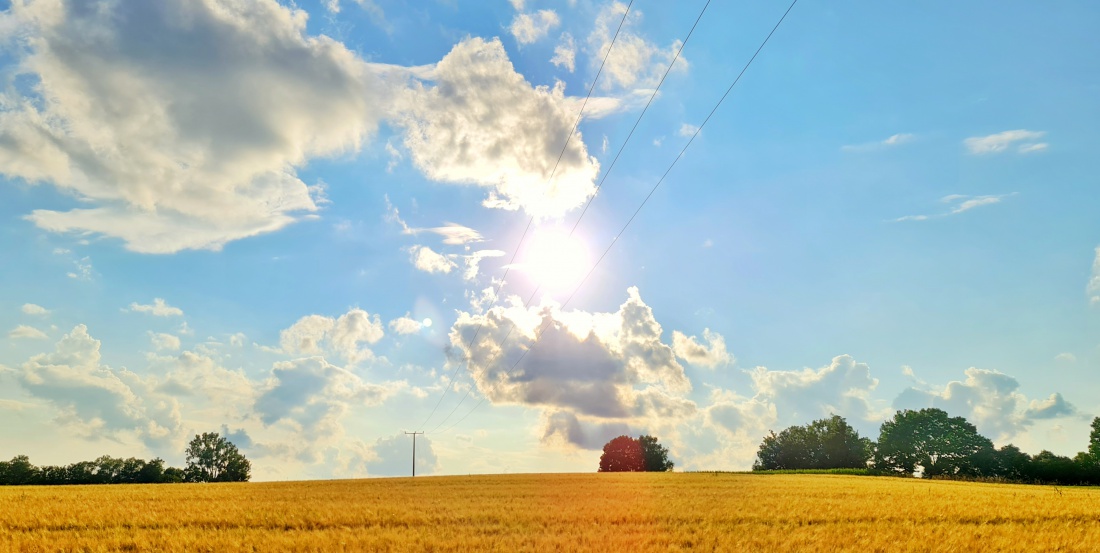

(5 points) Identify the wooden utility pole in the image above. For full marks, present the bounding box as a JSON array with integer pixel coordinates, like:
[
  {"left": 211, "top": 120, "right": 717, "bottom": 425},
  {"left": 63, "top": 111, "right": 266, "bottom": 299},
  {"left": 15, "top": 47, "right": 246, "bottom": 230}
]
[{"left": 404, "top": 431, "right": 424, "bottom": 477}]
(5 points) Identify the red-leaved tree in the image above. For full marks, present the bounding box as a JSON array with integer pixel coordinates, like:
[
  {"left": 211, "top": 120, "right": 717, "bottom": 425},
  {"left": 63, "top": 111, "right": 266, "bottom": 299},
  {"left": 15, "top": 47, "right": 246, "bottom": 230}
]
[{"left": 598, "top": 435, "right": 645, "bottom": 472}]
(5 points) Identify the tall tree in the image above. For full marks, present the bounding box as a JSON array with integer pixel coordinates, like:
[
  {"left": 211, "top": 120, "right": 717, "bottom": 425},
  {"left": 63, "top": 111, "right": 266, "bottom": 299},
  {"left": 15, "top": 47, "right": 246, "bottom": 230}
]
[
  {"left": 875, "top": 408, "right": 994, "bottom": 477},
  {"left": 185, "top": 432, "right": 251, "bottom": 482},
  {"left": 1089, "top": 417, "right": 1100, "bottom": 460}
]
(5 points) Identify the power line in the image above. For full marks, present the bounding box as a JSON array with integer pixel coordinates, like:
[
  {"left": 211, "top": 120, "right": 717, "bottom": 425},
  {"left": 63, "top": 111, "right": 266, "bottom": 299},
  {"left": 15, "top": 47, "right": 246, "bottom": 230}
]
[
  {"left": 425, "top": 0, "right": 714, "bottom": 435},
  {"left": 415, "top": 0, "right": 636, "bottom": 432},
  {"left": 433, "top": 0, "right": 801, "bottom": 436}
]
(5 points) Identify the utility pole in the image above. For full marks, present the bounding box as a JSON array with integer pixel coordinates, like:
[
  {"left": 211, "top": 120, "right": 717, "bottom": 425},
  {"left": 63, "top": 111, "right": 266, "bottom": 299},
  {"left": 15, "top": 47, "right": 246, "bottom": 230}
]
[{"left": 404, "top": 431, "right": 424, "bottom": 477}]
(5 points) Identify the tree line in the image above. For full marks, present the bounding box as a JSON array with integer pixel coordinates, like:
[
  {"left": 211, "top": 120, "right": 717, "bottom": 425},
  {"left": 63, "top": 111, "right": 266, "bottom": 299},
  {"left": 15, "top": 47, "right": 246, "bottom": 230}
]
[
  {"left": 754, "top": 409, "right": 1100, "bottom": 486},
  {"left": 0, "top": 432, "right": 251, "bottom": 485}
]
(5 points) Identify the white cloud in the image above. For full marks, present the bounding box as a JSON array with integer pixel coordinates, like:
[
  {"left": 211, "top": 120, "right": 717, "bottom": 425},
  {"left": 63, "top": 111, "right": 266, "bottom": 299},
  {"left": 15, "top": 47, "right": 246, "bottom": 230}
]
[
  {"left": 410, "top": 245, "right": 457, "bottom": 274},
  {"left": 384, "top": 197, "right": 486, "bottom": 245},
  {"left": 128, "top": 298, "right": 184, "bottom": 317},
  {"left": 510, "top": 10, "right": 560, "bottom": 45},
  {"left": 841, "top": 133, "right": 914, "bottom": 152},
  {"left": 0, "top": 0, "right": 383, "bottom": 253},
  {"left": 365, "top": 433, "right": 438, "bottom": 476},
  {"left": 893, "top": 367, "right": 1078, "bottom": 441},
  {"left": 389, "top": 314, "right": 423, "bottom": 335},
  {"left": 393, "top": 37, "right": 600, "bottom": 218},
  {"left": 551, "top": 33, "right": 576, "bottom": 72},
  {"left": 149, "top": 332, "right": 181, "bottom": 352},
  {"left": 450, "top": 287, "right": 695, "bottom": 449},
  {"left": 588, "top": 2, "right": 687, "bottom": 91},
  {"left": 943, "top": 193, "right": 1008, "bottom": 214},
  {"left": 67, "top": 257, "right": 93, "bottom": 280},
  {"left": 255, "top": 356, "right": 400, "bottom": 436},
  {"left": 748, "top": 355, "right": 886, "bottom": 427},
  {"left": 672, "top": 329, "right": 732, "bottom": 368},
  {"left": 964, "top": 130, "right": 1047, "bottom": 155},
  {"left": 21, "top": 303, "right": 50, "bottom": 316},
  {"left": 9, "top": 325, "right": 48, "bottom": 340},
  {"left": 1018, "top": 143, "right": 1048, "bottom": 154},
  {"left": 13, "top": 325, "right": 182, "bottom": 447},
  {"left": 678, "top": 123, "right": 699, "bottom": 138},
  {"left": 280, "top": 309, "right": 385, "bottom": 364},
  {"left": 1088, "top": 247, "right": 1100, "bottom": 306},
  {"left": 509, "top": 0, "right": 526, "bottom": 10},
  {"left": 1054, "top": 353, "right": 1076, "bottom": 363},
  {"left": 463, "top": 249, "right": 506, "bottom": 281},
  {"left": 894, "top": 193, "right": 1012, "bottom": 223}
]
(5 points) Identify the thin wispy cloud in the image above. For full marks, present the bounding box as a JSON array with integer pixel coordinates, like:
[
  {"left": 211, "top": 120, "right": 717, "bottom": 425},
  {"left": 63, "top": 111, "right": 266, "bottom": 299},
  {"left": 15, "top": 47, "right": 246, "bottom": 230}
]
[
  {"left": 964, "top": 130, "right": 1047, "bottom": 154},
  {"left": 841, "top": 133, "right": 914, "bottom": 153},
  {"left": 893, "top": 193, "right": 1014, "bottom": 223},
  {"left": 385, "top": 196, "right": 482, "bottom": 245}
]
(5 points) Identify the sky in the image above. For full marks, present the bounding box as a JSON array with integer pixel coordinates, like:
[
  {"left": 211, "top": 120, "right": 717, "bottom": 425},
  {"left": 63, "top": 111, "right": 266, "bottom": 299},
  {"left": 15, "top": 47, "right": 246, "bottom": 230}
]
[{"left": 1, "top": 0, "right": 1098, "bottom": 480}]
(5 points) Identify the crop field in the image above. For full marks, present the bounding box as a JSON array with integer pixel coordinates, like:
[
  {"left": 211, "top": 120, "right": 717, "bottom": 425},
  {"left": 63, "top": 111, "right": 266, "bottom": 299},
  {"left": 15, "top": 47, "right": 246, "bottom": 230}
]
[{"left": 3, "top": 473, "right": 1100, "bottom": 551}]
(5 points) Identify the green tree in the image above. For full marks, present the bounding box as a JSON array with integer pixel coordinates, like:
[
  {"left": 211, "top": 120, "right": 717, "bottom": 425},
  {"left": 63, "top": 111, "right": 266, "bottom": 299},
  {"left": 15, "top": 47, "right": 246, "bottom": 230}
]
[
  {"left": 639, "top": 435, "right": 674, "bottom": 472},
  {"left": 185, "top": 432, "right": 251, "bottom": 482},
  {"left": 136, "top": 458, "right": 166, "bottom": 484},
  {"left": 994, "top": 444, "right": 1032, "bottom": 481},
  {"left": 1089, "top": 417, "right": 1100, "bottom": 460},
  {"left": 1, "top": 455, "right": 38, "bottom": 485},
  {"left": 753, "top": 415, "right": 872, "bottom": 471},
  {"left": 875, "top": 408, "right": 994, "bottom": 477}
]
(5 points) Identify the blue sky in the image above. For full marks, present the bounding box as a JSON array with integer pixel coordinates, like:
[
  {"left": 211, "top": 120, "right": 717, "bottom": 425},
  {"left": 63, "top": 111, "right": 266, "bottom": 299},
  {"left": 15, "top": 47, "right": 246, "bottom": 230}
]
[{"left": 1, "top": 0, "right": 1098, "bottom": 480}]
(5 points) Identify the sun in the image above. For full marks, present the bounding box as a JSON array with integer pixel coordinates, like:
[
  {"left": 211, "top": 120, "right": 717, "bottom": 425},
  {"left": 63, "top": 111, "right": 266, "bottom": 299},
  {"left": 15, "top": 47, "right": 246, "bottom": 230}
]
[{"left": 521, "top": 228, "right": 590, "bottom": 295}]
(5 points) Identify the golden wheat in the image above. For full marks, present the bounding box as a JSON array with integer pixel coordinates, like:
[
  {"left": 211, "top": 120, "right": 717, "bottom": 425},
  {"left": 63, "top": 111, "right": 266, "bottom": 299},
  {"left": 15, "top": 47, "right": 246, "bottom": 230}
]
[{"left": 2, "top": 473, "right": 1099, "bottom": 551}]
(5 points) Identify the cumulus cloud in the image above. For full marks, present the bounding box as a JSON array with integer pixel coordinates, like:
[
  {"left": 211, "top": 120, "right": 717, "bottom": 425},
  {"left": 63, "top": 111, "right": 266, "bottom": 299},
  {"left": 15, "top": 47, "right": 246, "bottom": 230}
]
[
  {"left": 393, "top": 37, "right": 600, "bottom": 218},
  {"left": 510, "top": 10, "right": 560, "bottom": 45},
  {"left": 279, "top": 309, "right": 385, "bottom": 363},
  {"left": 9, "top": 325, "right": 48, "bottom": 340},
  {"left": 149, "top": 332, "right": 181, "bottom": 352},
  {"left": 365, "top": 433, "right": 438, "bottom": 476},
  {"left": 21, "top": 303, "right": 50, "bottom": 316},
  {"left": 672, "top": 329, "right": 732, "bottom": 368},
  {"left": 587, "top": 2, "right": 687, "bottom": 90},
  {"left": 127, "top": 298, "right": 183, "bottom": 317},
  {"left": 893, "top": 367, "right": 1078, "bottom": 441},
  {"left": 0, "top": 0, "right": 383, "bottom": 253},
  {"left": 13, "top": 325, "right": 181, "bottom": 447},
  {"left": 541, "top": 410, "right": 634, "bottom": 451},
  {"left": 964, "top": 130, "right": 1047, "bottom": 155},
  {"left": 449, "top": 287, "right": 695, "bottom": 449},
  {"left": 254, "top": 356, "right": 399, "bottom": 436},
  {"left": 410, "top": 245, "right": 457, "bottom": 274},
  {"left": 749, "top": 355, "right": 885, "bottom": 426},
  {"left": 389, "top": 314, "right": 423, "bottom": 335},
  {"left": 551, "top": 33, "right": 576, "bottom": 72}
]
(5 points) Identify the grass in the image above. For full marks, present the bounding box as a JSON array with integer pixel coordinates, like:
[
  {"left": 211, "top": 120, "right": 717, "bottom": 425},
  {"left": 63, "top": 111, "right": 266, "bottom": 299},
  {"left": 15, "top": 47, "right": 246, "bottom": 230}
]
[{"left": 3, "top": 473, "right": 1100, "bottom": 551}]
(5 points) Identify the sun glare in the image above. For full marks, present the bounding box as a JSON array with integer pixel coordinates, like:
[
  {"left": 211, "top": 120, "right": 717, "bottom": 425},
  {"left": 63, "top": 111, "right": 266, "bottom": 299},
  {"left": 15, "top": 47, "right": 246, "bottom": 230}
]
[{"left": 522, "top": 229, "right": 590, "bottom": 295}]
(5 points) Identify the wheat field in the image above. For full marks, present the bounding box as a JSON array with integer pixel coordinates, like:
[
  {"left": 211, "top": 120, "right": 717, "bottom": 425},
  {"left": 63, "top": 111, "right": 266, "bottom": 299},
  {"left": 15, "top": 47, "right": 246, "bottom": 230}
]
[{"left": 2, "top": 473, "right": 1099, "bottom": 551}]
